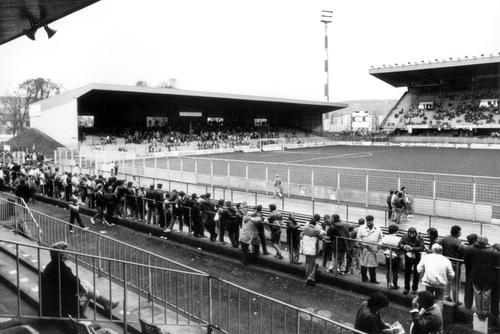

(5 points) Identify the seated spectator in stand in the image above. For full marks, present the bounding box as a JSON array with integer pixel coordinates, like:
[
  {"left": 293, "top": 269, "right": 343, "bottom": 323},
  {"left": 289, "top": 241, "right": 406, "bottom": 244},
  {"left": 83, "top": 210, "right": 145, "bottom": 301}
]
[
  {"left": 354, "top": 292, "right": 394, "bottom": 334},
  {"left": 409, "top": 290, "right": 443, "bottom": 334},
  {"left": 41, "top": 242, "right": 119, "bottom": 318}
]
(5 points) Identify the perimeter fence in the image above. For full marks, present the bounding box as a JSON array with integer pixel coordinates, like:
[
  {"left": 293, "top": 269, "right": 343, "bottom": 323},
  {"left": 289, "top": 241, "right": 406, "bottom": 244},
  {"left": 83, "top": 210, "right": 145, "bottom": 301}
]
[{"left": 0, "top": 196, "right": 363, "bottom": 334}]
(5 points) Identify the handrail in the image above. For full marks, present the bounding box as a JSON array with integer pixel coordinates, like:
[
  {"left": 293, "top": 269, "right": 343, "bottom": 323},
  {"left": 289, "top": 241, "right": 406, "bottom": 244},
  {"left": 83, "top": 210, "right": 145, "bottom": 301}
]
[
  {"left": 0, "top": 238, "right": 209, "bottom": 276},
  {"left": 0, "top": 192, "right": 42, "bottom": 242}
]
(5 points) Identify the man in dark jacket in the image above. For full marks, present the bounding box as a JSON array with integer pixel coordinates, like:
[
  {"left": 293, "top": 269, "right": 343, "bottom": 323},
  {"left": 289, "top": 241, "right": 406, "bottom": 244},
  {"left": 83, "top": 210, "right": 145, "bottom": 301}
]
[
  {"left": 41, "top": 242, "right": 118, "bottom": 318},
  {"left": 15, "top": 177, "right": 31, "bottom": 204},
  {"left": 440, "top": 225, "right": 464, "bottom": 302},
  {"left": 464, "top": 236, "right": 496, "bottom": 319},
  {"left": 399, "top": 227, "right": 425, "bottom": 295},
  {"left": 199, "top": 193, "right": 217, "bottom": 241},
  {"left": 410, "top": 290, "right": 443, "bottom": 334}
]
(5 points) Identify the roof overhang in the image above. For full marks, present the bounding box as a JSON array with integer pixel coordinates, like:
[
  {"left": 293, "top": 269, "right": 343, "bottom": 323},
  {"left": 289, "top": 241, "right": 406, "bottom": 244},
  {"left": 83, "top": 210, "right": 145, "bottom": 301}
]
[
  {"left": 0, "top": 0, "right": 100, "bottom": 46},
  {"left": 33, "top": 83, "right": 347, "bottom": 114},
  {"left": 369, "top": 55, "right": 500, "bottom": 87}
]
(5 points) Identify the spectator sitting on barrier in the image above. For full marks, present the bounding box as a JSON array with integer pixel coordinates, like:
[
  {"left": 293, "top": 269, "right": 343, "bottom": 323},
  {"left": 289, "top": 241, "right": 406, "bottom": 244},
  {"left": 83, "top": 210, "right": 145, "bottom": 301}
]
[
  {"left": 381, "top": 224, "right": 401, "bottom": 290},
  {"left": 41, "top": 241, "right": 119, "bottom": 318},
  {"left": 399, "top": 227, "right": 425, "bottom": 295},
  {"left": 354, "top": 292, "right": 394, "bottom": 334}
]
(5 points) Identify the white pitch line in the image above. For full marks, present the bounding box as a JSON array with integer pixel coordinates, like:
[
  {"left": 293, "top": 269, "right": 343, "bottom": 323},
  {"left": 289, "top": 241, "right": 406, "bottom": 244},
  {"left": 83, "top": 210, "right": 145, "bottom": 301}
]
[{"left": 287, "top": 152, "right": 373, "bottom": 163}]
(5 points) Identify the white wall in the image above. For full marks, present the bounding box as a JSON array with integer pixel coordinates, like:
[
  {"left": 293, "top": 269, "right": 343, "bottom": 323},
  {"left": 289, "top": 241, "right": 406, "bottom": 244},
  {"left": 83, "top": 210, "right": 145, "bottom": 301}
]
[{"left": 29, "top": 99, "right": 78, "bottom": 148}]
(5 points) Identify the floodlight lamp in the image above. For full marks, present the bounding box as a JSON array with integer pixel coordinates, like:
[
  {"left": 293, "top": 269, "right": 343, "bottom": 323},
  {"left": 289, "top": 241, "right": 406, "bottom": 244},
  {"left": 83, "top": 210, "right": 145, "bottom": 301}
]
[
  {"left": 44, "top": 25, "right": 56, "bottom": 38},
  {"left": 23, "top": 28, "right": 36, "bottom": 40},
  {"left": 23, "top": 16, "right": 37, "bottom": 40}
]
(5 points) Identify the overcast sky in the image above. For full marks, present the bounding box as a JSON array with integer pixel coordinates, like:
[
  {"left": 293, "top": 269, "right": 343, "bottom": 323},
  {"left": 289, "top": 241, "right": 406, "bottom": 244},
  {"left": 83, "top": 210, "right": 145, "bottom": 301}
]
[{"left": 1, "top": 0, "right": 499, "bottom": 102}]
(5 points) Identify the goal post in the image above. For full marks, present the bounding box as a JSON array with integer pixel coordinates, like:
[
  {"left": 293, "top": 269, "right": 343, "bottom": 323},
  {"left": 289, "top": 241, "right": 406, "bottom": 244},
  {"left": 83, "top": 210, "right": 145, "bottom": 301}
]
[{"left": 258, "top": 138, "right": 286, "bottom": 151}]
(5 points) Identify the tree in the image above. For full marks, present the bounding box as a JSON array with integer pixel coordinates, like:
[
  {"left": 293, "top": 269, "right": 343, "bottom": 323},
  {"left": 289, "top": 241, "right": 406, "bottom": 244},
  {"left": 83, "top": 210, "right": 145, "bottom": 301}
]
[
  {"left": 3, "top": 78, "right": 61, "bottom": 136},
  {"left": 135, "top": 80, "right": 148, "bottom": 87}
]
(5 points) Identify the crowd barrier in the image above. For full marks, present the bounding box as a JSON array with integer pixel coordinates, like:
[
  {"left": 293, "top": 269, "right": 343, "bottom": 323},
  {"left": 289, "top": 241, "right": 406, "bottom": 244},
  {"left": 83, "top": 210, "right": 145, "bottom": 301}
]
[{"left": 0, "top": 197, "right": 363, "bottom": 334}]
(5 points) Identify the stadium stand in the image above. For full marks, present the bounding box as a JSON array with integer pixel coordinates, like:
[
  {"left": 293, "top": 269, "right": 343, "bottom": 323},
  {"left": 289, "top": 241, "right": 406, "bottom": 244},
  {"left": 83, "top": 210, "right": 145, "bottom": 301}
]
[{"left": 371, "top": 55, "right": 500, "bottom": 137}]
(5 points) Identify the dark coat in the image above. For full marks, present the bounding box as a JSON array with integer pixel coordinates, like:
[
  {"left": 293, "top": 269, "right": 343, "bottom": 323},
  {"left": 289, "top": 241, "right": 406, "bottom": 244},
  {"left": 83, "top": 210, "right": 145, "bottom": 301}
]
[
  {"left": 41, "top": 258, "right": 85, "bottom": 318},
  {"left": 464, "top": 245, "right": 496, "bottom": 289},
  {"left": 354, "top": 301, "right": 388, "bottom": 334}
]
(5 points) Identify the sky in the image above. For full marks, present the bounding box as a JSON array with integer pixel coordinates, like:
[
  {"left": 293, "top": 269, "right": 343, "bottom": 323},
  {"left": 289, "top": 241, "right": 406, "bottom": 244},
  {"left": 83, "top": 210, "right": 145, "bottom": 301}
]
[{"left": 1, "top": 0, "right": 500, "bottom": 102}]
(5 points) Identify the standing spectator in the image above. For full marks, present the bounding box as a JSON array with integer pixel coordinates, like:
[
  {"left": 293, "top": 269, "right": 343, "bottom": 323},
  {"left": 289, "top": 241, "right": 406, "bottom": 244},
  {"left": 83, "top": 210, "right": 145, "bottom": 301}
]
[
  {"left": 351, "top": 218, "right": 365, "bottom": 271},
  {"left": 392, "top": 192, "right": 405, "bottom": 224},
  {"left": 223, "top": 201, "right": 239, "bottom": 247},
  {"left": 91, "top": 184, "right": 106, "bottom": 225},
  {"left": 68, "top": 190, "right": 88, "bottom": 233},
  {"left": 286, "top": 212, "right": 301, "bottom": 264},
  {"left": 239, "top": 208, "right": 262, "bottom": 265},
  {"left": 15, "top": 177, "right": 31, "bottom": 204},
  {"left": 272, "top": 174, "right": 283, "bottom": 199},
  {"left": 155, "top": 184, "right": 166, "bottom": 230},
  {"left": 409, "top": 290, "right": 443, "bottom": 334},
  {"left": 354, "top": 292, "right": 393, "bottom": 334},
  {"left": 440, "top": 225, "right": 464, "bottom": 303},
  {"left": 464, "top": 233, "right": 478, "bottom": 310},
  {"left": 302, "top": 218, "right": 326, "bottom": 286},
  {"left": 322, "top": 215, "right": 333, "bottom": 268},
  {"left": 386, "top": 190, "right": 394, "bottom": 222},
  {"left": 491, "top": 243, "right": 500, "bottom": 320},
  {"left": 399, "top": 227, "right": 425, "bottom": 295},
  {"left": 145, "top": 184, "right": 156, "bottom": 225},
  {"left": 103, "top": 186, "right": 116, "bottom": 226},
  {"left": 185, "top": 193, "right": 203, "bottom": 237},
  {"left": 464, "top": 236, "right": 496, "bottom": 320},
  {"left": 417, "top": 243, "right": 455, "bottom": 301},
  {"left": 381, "top": 224, "right": 401, "bottom": 289},
  {"left": 425, "top": 228, "right": 439, "bottom": 253},
  {"left": 357, "top": 215, "right": 383, "bottom": 284},
  {"left": 254, "top": 205, "right": 269, "bottom": 255},
  {"left": 265, "top": 204, "right": 283, "bottom": 259},
  {"left": 328, "top": 214, "right": 350, "bottom": 275},
  {"left": 199, "top": 193, "right": 217, "bottom": 241}
]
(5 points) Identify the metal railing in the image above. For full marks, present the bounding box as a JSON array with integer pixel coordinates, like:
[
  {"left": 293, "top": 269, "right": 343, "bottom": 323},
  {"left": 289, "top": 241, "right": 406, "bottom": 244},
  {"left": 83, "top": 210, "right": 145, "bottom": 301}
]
[
  {"left": 0, "top": 197, "right": 363, "bottom": 334},
  {"left": 57, "top": 152, "right": 500, "bottom": 223},
  {"left": 47, "top": 166, "right": 500, "bottom": 241},
  {"left": 0, "top": 238, "right": 210, "bottom": 333}
]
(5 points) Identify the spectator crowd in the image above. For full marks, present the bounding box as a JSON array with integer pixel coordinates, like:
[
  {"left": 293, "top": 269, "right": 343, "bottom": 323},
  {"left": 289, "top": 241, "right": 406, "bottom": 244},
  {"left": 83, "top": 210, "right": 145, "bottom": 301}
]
[{"left": 1, "top": 159, "right": 499, "bottom": 330}]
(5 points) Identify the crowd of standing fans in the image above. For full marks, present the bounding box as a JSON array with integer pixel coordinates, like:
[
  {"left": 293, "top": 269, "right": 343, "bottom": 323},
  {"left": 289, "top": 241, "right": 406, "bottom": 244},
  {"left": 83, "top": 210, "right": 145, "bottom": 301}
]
[{"left": 1, "top": 159, "right": 499, "bottom": 327}]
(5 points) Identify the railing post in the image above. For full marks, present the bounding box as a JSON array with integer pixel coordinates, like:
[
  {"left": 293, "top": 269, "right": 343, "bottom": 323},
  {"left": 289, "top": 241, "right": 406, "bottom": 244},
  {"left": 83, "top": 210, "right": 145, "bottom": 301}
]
[
  {"left": 472, "top": 177, "right": 476, "bottom": 222},
  {"left": 265, "top": 166, "right": 269, "bottom": 195},
  {"left": 147, "top": 254, "right": 152, "bottom": 302},
  {"left": 122, "top": 262, "right": 128, "bottom": 334},
  {"left": 245, "top": 163, "right": 249, "bottom": 192},
  {"left": 210, "top": 160, "right": 214, "bottom": 187},
  {"left": 365, "top": 172, "right": 369, "bottom": 208},
  {"left": 311, "top": 169, "right": 315, "bottom": 201},
  {"left": 208, "top": 276, "right": 213, "bottom": 329},
  {"left": 432, "top": 175, "right": 437, "bottom": 216},
  {"left": 337, "top": 172, "right": 341, "bottom": 204},
  {"left": 287, "top": 167, "right": 291, "bottom": 198}
]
